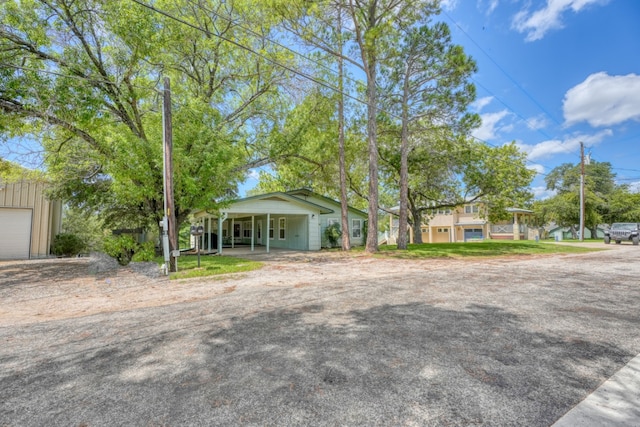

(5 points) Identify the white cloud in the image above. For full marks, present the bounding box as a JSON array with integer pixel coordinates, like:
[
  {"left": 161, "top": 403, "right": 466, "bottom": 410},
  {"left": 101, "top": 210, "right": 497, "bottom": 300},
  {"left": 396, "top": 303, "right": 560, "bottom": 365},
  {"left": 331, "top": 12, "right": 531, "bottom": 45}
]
[
  {"left": 526, "top": 115, "right": 548, "bottom": 131},
  {"left": 440, "top": 0, "right": 458, "bottom": 10},
  {"left": 528, "top": 163, "right": 546, "bottom": 175},
  {"left": 628, "top": 181, "right": 640, "bottom": 193},
  {"left": 471, "top": 96, "right": 494, "bottom": 112},
  {"left": 476, "top": 0, "right": 499, "bottom": 14},
  {"left": 517, "top": 129, "right": 612, "bottom": 161},
  {"left": 472, "top": 110, "right": 509, "bottom": 141},
  {"left": 563, "top": 72, "right": 640, "bottom": 127},
  {"left": 531, "top": 186, "right": 557, "bottom": 200},
  {"left": 512, "top": 0, "right": 609, "bottom": 42},
  {"left": 487, "top": 0, "right": 499, "bottom": 15}
]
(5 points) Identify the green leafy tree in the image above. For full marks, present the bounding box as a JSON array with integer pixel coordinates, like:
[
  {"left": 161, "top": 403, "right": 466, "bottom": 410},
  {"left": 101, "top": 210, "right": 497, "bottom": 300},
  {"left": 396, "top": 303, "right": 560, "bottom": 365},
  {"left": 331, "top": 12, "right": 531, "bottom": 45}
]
[
  {"left": 541, "top": 161, "right": 623, "bottom": 237},
  {"left": 381, "top": 21, "right": 478, "bottom": 249},
  {"left": 0, "top": 0, "right": 294, "bottom": 265}
]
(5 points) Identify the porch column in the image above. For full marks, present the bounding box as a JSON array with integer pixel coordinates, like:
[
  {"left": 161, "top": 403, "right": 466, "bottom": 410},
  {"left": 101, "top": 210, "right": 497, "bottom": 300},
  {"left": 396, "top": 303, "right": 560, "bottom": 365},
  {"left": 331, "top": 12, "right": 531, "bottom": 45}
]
[
  {"left": 266, "top": 213, "right": 270, "bottom": 253},
  {"left": 200, "top": 218, "right": 205, "bottom": 251},
  {"left": 251, "top": 215, "right": 255, "bottom": 252},
  {"left": 207, "top": 217, "right": 212, "bottom": 251},
  {"left": 231, "top": 218, "right": 235, "bottom": 248},
  {"left": 513, "top": 213, "right": 520, "bottom": 240},
  {"left": 217, "top": 217, "right": 223, "bottom": 254}
]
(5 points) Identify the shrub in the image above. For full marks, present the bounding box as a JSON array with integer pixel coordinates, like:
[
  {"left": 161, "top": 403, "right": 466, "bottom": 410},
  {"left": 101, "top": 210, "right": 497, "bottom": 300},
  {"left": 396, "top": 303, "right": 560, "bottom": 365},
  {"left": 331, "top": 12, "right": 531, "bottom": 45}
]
[
  {"left": 51, "top": 233, "right": 86, "bottom": 257},
  {"left": 103, "top": 234, "right": 138, "bottom": 266},
  {"left": 132, "top": 241, "right": 156, "bottom": 262},
  {"left": 324, "top": 223, "right": 342, "bottom": 248}
]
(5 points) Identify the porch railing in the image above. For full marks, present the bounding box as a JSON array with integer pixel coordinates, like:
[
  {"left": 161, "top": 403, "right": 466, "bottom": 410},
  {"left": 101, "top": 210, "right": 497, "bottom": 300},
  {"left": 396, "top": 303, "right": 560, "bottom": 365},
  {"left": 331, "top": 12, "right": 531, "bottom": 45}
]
[{"left": 490, "top": 224, "right": 528, "bottom": 234}]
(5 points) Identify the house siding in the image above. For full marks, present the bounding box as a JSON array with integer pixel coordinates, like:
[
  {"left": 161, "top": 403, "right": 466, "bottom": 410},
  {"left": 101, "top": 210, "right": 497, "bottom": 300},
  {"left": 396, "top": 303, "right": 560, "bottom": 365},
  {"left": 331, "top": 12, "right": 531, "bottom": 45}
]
[
  {"left": 320, "top": 212, "right": 366, "bottom": 247},
  {"left": 308, "top": 214, "right": 321, "bottom": 250},
  {"left": 388, "top": 203, "right": 532, "bottom": 244},
  {"left": 194, "top": 191, "right": 365, "bottom": 252},
  {"left": 0, "top": 181, "right": 62, "bottom": 259}
]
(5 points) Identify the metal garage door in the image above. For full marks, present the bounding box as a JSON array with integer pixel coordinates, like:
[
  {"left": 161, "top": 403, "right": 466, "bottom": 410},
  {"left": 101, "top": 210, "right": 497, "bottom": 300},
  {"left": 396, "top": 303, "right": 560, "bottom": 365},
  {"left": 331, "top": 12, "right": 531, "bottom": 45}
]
[
  {"left": 464, "top": 228, "right": 484, "bottom": 241},
  {"left": 0, "top": 208, "right": 32, "bottom": 259}
]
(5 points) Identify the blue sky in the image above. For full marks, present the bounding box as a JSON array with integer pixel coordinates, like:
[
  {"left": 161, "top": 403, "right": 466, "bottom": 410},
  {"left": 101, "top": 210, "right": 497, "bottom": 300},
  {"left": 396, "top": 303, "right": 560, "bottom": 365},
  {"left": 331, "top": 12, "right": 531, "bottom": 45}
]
[{"left": 439, "top": 0, "right": 640, "bottom": 198}]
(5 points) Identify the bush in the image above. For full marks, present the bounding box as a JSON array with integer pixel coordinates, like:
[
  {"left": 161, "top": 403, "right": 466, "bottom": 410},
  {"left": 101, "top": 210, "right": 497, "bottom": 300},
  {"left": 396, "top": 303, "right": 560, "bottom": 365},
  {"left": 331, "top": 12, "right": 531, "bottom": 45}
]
[
  {"left": 132, "top": 241, "right": 156, "bottom": 262},
  {"left": 51, "top": 233, "right": 86, "bottom": 257},
  {"left": 103, "top": 234, "right": 138, "bottom": 266},
  {"left": 324, "top": 223, "right": 342, "bottom": 248}
]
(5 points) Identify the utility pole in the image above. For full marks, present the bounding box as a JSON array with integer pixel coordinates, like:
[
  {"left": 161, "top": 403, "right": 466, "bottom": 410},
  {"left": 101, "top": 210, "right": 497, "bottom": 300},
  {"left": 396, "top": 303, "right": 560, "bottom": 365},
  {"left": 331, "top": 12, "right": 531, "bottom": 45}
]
[
  {"left": 162, "top": 77, "right": 177, "bottom": 272},
  {"left": 579, "top": 141, "right": 585, "bottom": 242}
]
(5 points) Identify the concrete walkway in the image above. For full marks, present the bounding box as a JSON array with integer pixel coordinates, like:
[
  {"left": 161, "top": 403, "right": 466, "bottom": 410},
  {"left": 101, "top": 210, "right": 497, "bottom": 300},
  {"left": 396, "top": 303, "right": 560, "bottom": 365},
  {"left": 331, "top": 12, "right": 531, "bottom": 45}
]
[{"left": 553, "top": 354, "right": 640, "bottom": 426}]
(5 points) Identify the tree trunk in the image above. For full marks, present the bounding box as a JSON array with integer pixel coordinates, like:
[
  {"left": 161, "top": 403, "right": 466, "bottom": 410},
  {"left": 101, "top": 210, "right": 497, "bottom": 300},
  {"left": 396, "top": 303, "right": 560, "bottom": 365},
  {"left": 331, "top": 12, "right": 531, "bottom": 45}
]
[
  {"left": 409, "top": 206, "right": 424, "bottom": 244},
  {"left": 397, "top": 64, "right": 411, "bottom": 250},
  {"left": 365, "top": 66, "right": 379, "bottom": 253},
  {"left": 569, "top": 225, "right": 578, "bottom": 239},
  {"left": 337, "top": 8, "right": 351, "bottom": 251}
]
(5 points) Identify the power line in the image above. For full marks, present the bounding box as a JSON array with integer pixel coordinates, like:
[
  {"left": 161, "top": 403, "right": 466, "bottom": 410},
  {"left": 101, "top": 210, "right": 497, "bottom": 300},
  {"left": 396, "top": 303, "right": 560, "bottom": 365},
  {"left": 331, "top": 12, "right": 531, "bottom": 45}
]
[
  {"left": 183, "top": 0, "right": 364, "bottom": 90},
  {"left": 441, "top": 10, "right": 588, "bottom": 164},
  {"left": 442, "top": 10, "right": 562, "bottom": 127},
  {"left": 4, "top": 1, "right": 537, "bottom": 185},
  {"left": 128, "top": 0, "right": 368, "bottom": 108}
]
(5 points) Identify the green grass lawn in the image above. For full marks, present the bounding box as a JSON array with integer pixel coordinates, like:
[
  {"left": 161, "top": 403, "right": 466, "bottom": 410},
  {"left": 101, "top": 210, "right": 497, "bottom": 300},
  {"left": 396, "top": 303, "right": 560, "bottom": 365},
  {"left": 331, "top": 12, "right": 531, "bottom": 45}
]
[
  {"left": 156, "top": 241, "right": 601, "bottom": 279},
  {"left": 375, "top": 240, "right": 602, "bottom": 259},
  {"left": 158, "top": 254, "right": 263, "bottom": 280}
]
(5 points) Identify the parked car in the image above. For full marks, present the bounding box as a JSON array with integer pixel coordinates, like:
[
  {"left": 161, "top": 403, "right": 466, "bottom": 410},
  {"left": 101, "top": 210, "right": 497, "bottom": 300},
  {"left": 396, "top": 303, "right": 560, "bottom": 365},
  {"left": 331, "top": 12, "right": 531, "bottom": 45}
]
[{"left": 604, "top": 223, "right": 640, "bottom": 245}]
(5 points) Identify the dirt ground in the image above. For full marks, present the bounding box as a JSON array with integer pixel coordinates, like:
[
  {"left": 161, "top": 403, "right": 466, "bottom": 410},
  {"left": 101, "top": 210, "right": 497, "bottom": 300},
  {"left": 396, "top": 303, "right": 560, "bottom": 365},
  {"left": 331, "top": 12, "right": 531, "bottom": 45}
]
[
  {"left": 0, "top": 249, "right": 476, "bottom": 327},
  {"left": 1, "top": 243, "right": 640, "bottom": 426}
]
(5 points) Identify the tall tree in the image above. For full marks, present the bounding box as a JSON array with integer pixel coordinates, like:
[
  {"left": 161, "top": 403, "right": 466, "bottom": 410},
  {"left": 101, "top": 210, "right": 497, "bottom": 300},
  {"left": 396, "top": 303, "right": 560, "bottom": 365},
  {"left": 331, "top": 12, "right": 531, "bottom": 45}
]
[
  {"left": 0, "top": 0, "right": 293, "bottom": 242},
  {"left": 382, "top": 21, "right": 477, "bottom": 249},
  {"left": 276, "top": 0, "right": 439, "bottom": 252},
  {"left": 341, "top": 0, "right": 438, "bottom": 252}
]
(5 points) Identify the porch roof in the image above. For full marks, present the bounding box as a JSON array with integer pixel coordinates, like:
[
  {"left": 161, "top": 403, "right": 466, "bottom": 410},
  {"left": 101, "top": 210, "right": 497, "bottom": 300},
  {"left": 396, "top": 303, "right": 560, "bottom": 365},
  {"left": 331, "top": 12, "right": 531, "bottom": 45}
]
[
  {"left": 455, "top": 221, "right": 487, "bottom": 226},
  {"left": 193, "top": 191, "right": 334, "bottom": 220}
]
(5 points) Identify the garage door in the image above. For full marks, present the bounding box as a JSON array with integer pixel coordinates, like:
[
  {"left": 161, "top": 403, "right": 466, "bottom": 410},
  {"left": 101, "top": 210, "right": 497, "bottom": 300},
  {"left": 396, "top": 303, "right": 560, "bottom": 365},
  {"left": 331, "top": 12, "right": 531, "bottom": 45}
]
[
  {"left": 0, "top": 208, "right": 32, "bottom": 259},
  {"left": 464, "top": 228, "right": 484, "bottom": 241}
]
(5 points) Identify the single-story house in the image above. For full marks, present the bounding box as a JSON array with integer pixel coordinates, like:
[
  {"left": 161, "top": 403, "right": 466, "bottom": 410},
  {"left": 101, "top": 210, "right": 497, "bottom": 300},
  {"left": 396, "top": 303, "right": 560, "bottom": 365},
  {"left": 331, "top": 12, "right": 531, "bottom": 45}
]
[
  {"left": 192, "top": 189, "right": 367, "bottom": 253},
  {"left": 385, "top": 203, "right": 536, "bottom": 244},
  {"left": 0, "top": 180, "right": 62, "bottom": 259}
]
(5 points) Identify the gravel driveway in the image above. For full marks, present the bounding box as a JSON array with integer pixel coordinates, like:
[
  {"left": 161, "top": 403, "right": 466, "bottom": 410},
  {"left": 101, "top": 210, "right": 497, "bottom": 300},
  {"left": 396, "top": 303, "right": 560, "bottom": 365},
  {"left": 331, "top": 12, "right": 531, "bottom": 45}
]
[{"left": 1, "top": 243, "right": 639, "bottom": 426}]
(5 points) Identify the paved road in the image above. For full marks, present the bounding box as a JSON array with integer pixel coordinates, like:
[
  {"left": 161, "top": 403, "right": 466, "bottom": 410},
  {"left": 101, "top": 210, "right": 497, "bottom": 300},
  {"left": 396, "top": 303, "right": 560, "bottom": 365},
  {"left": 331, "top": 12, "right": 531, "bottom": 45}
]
[{"left": 1, "top": 244, "right": 639, "bottom": 426}]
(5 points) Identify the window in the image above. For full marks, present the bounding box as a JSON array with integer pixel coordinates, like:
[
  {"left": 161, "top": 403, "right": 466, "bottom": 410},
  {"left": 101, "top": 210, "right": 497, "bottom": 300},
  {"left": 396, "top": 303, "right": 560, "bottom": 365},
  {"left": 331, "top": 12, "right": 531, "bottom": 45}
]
[
  {"left": 233, "top": 223, "right": 241, "bottom": 238},
  {"left": 327, "top": 218, "right": 339, "bottom": 226},
  {"left": 437, "top": 228, "right": 449, "bottom": 233},
  {"left": 257, "top": 221, "right": 262, "bottom": 240},
  {"left": 279, "top": 217, "right": 286, "bottom": 240},
  {"left": 269, "top": 219, "right": 274, "bottom": 239},
  {"left": 465, "top": 205, "right": 480, "bottom": 214},
  {"left": 436, "top": 208, "right": 452, "bottom": 215},
  {"left": 352, "top": 219, "right": 361, "bottom": 238},
  {"left": 421, "top": 227, "right": 428, "bottom": 234},
  {"left": 243, "top": 221, "right": 252, "bottom": 238}
]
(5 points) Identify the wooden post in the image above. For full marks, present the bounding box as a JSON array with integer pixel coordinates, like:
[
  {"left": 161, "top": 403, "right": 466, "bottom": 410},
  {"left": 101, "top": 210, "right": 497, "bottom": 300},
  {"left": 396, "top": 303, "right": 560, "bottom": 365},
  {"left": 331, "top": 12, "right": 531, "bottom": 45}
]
[{"left": 163, "top": 77, "right": 177, "bottom": 272}]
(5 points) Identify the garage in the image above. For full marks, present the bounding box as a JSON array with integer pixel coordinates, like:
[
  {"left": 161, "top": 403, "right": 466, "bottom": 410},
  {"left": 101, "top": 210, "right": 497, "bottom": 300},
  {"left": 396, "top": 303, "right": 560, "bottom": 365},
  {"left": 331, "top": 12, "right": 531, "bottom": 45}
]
[
  {"left": 0, "top": 208, "right": 32, "bottom": 259},
  {"left": 464, "top": 228, "right": 484, "bottom": 241}
]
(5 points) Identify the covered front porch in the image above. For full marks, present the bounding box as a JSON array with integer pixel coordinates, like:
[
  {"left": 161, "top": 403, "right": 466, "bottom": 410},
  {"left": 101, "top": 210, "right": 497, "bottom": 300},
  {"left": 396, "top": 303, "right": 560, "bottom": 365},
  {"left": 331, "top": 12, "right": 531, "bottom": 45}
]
[
  {"left": 489, "top": 208, "right": 536, "bottom": 240},
  {"left": 191, "top": 192, "right": 332, "bottom": 254}
]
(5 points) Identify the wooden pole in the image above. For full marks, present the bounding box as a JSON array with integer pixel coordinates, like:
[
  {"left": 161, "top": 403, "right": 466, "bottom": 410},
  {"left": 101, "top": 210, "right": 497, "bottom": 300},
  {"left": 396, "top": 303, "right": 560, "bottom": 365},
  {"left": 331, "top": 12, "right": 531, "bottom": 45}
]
[
  {"left": 163, "top": 77, "right": 177, "bottom": 272},
  {"left": 579, "top": 141, "right": 585, "bottom": 242}
]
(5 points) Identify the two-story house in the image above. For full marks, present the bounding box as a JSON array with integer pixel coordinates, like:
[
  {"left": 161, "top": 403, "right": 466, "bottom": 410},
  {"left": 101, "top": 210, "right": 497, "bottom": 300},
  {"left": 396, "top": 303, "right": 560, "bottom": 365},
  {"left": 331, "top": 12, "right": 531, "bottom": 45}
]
[{"left": 386, "top": 203, "right": 535, "bottom": 244}]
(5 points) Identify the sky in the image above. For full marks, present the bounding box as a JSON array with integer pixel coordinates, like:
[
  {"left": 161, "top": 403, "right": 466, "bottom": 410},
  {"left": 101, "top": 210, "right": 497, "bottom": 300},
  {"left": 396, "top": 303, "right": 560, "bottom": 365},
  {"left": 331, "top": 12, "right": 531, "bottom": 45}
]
[{"left": 438, "top": 0, "right": 640, "bottom": 199}]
